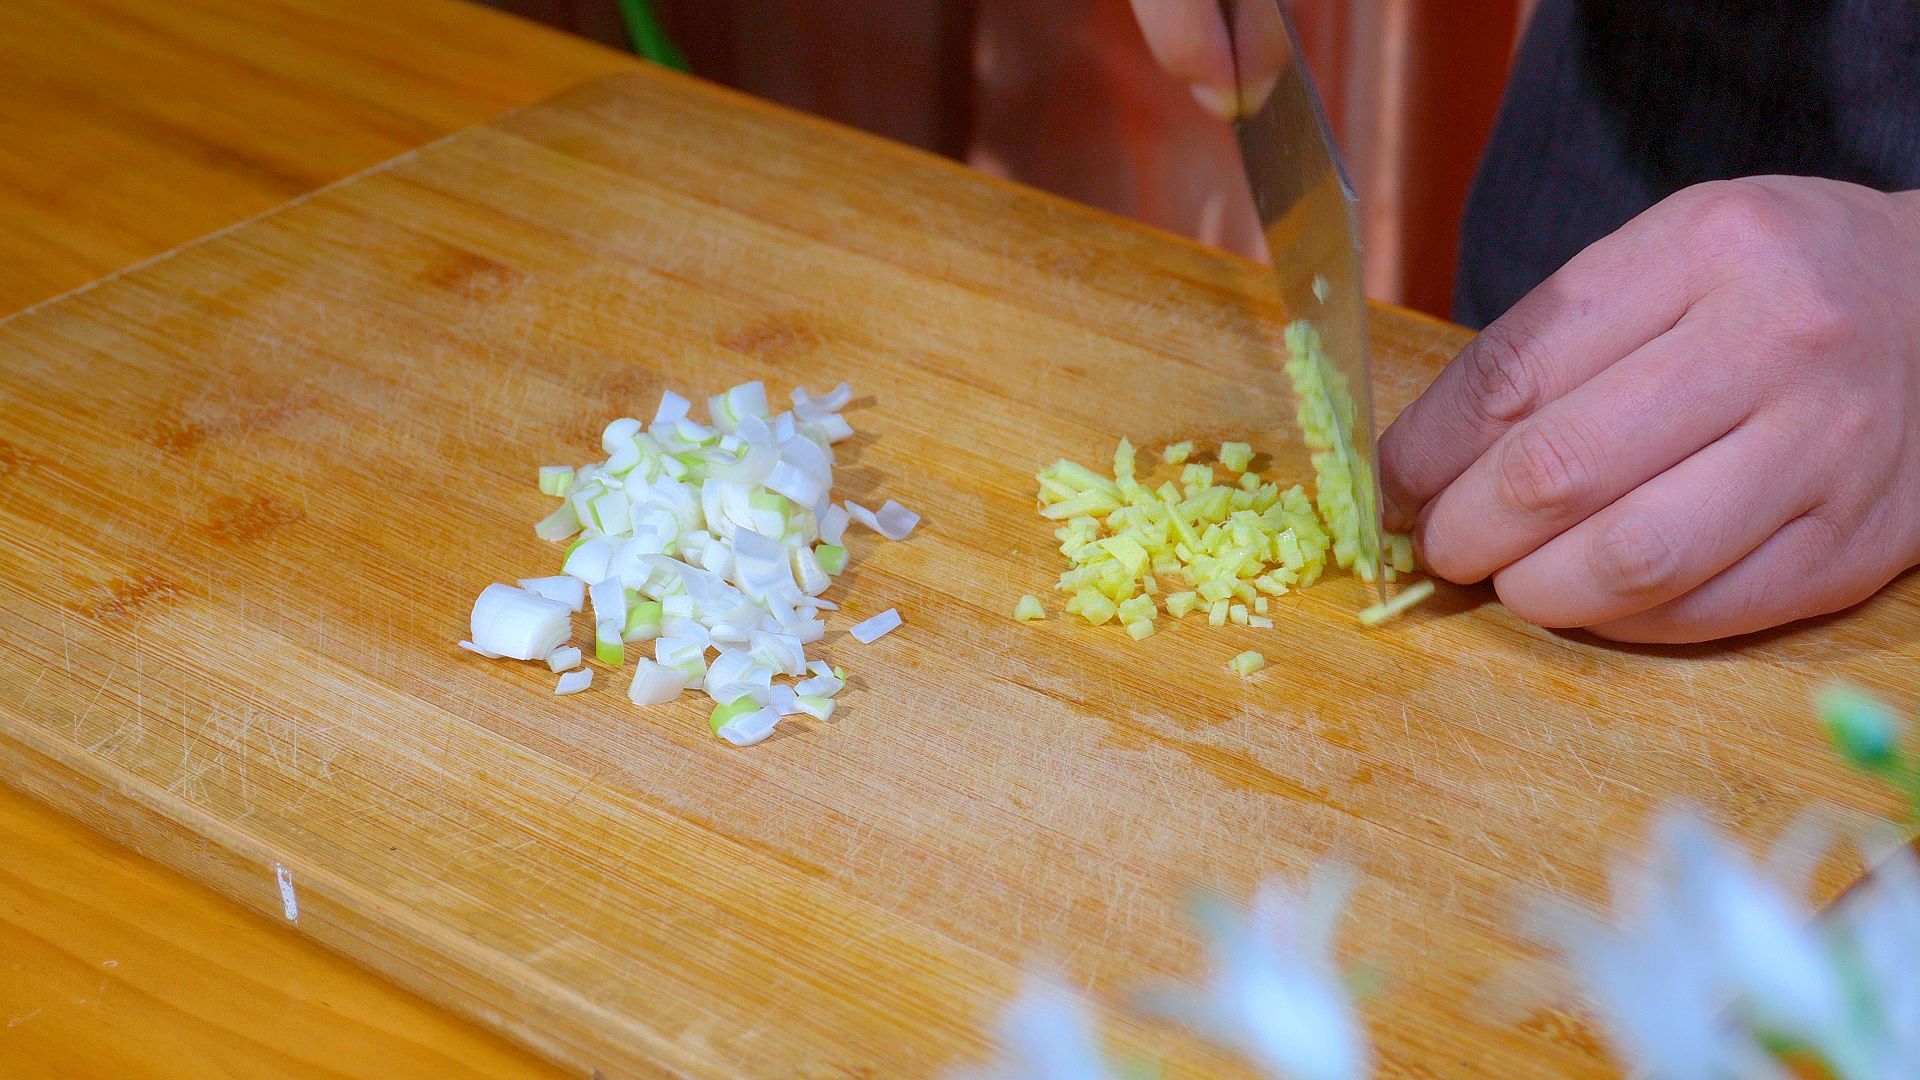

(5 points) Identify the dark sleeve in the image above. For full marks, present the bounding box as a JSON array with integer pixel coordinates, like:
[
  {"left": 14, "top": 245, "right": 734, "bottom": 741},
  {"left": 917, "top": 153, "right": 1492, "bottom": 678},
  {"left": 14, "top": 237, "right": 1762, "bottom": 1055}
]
[{"left": 1454, "top": 0, "right": 1920, "bottom": 330}]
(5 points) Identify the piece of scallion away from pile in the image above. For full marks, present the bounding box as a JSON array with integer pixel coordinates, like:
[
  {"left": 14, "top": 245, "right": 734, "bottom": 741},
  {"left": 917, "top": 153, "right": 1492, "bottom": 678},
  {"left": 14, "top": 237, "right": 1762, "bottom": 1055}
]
[{"left": 461, "top": 381, "right": 916, "bottom": 747}]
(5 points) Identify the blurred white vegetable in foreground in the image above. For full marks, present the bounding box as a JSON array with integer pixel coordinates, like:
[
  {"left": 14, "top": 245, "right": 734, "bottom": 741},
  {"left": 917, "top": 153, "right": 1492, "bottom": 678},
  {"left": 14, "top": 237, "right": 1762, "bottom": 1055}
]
[
  {"left": 960, "top": 867, "right": 1367, "bottom": 1080},
  {"left": 1530, "top": 807, "right": 1920, "bottom": 1080},
  {"left": 1140, "top": 866, "right": 1369, "bottom": 1080},
  {"left": 1527, "top": 687, "right": 1920, "bottom": 1080},
  {"left": 966, "top": 687, "right": 1920, "bottom": 1079},
  {"left": 959, "top": 976, "right": 1120, "bottom": 1080}
]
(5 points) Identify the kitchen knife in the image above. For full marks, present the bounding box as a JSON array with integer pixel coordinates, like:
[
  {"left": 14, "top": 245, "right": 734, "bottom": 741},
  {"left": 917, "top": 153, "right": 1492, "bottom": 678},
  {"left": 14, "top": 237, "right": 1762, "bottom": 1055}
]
[{"left": 1215, "top": 0, "right": 1386, "bottom": 598}]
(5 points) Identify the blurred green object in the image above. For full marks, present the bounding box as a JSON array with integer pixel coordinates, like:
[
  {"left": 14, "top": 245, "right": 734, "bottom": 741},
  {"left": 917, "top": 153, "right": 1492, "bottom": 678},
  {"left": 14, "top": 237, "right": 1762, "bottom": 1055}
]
[
  {"left": 1819, "top": 683, "right": 1920, "bottom": 827},
  {"left": 616, "top": 0, "right": 688, "bottom": 72},
  {"left": 1821, "top": 684, "right": 1902, "bottom": 772}
]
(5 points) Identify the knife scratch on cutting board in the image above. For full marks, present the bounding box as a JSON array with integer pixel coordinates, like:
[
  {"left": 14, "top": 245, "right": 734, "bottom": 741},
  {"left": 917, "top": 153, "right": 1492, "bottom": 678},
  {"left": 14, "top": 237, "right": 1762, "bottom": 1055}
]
[{"left": 69, "top": 658, "right": 121, "bottom": 739}]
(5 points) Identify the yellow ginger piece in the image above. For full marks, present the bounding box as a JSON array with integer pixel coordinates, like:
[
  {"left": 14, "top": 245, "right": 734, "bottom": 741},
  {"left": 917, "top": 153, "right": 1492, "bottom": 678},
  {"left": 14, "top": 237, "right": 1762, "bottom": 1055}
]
[
  {"left": 1357, "top": 580, "right": 1435, "bottom": 626},
  {"left": 1116, "top": 596, "right": 1156, "bottom": 625}
]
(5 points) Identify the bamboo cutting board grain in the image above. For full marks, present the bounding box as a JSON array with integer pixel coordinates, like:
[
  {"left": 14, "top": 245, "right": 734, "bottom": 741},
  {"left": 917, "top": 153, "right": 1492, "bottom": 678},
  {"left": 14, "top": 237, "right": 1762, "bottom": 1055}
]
[{"left": 1, "top": 70, "right": 1916, "bottom": 1077}]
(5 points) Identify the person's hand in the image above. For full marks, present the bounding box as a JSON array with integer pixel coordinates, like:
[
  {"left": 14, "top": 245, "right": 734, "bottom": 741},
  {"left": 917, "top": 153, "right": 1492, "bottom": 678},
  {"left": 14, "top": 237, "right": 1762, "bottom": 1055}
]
[
  {"left": 1380, "top": 177, "right": 1920, "bottom": 643},
  {"left": 1128, "top": 0, "right": 1288, "bottom": 120}
]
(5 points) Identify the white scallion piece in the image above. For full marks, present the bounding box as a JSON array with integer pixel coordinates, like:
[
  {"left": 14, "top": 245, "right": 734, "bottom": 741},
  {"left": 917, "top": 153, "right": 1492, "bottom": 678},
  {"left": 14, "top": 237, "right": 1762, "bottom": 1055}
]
[
  {"left": 628, "top": 659, "right": 687, "bottom": 706},
  {"left": 517, "top": 575, "right": 586, "bottom": 611},
  {"left": 791, "top": 381, "right": 852, "bottom": 420},
  {"left": 595, "top": 620, "right": 626, "bottom": 667},
  {"left": 849, "top": 608, "right": 902, "bottom": 644},
  {"left": 652, "top": 390, "right": 691, "bottom": 428},
  {"left": 816, "top": 414, "right": 854, "bottom": 443},
  {"left": 873, "top": 500, "right": 920, "bottom": 540},
  {"left": 819, "top": 504, "right": 851, "bottom": 546},
  {"left": 770, "top": 684, "right": 803, "bottom": 716},
  {"left": 554, "top": 669, "right": 593, "bottom": 695},
  {"left": 602, "top": 417, "right": 642, "bottom": 452},
  {"left": 846, "top": 502, "right": 881, "bottom": 534},
  {"left": 588, "top": 577, "right": 627, "bottom": 629},
  {"left": 794, "top": 695, "right": 836, "bottom": 721},
  {"left": 469, "top": 584, "right": 572, "bottom": 661},
  {"left": 750, "top": 630, "right": 807, "bottom": 676},
  {"left": 547, "top": 646, "right": 582, "bottom": 673},
  {"left": 459, "top": 640, "right": 504, "bottom": 659},
  {"left": 792, "top": 546, "right": 831, "bottom": 595},
  {"left": 794, "top": 668, "right": 844, "bottom": 698},
  {"left": 534, "top": 504, "right": 580, "bottom": 541},
  {"left": 538, "top": 466, "right": 575, "bottom": 496},
  {"left": 715, "top": 706, "right": 780, "bottom": 747},
  {"left": 562, "top": 537, "right": 617, "bottom": 585}
]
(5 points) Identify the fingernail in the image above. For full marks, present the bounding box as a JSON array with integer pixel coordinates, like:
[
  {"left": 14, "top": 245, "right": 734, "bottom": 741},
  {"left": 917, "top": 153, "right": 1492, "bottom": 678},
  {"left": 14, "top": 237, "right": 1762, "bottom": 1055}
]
[
  {"left": 1190, "top": 83, "right": 1239, "bottom": 120},
  {"left": 1382, "top": 498, "right": 1413, "bottom": 534}
]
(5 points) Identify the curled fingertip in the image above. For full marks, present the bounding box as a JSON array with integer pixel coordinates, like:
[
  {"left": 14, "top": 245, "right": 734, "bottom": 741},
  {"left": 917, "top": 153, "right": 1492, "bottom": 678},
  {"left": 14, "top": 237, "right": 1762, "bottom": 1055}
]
[
  {"left": 1188, "top": 77, "right": 1279, "bottom": 121},
  {"left": 1190, "top": 82, "right": 1240, "bottom": 120},
  {"left": 1128, "top": 0, "right": 1239, "bottom": 108}
]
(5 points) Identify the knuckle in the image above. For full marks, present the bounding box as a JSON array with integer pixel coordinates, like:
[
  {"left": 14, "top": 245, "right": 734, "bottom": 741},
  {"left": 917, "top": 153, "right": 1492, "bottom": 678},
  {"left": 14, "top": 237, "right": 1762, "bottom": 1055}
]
[
  {"left": 1786, "top": 512, "right": 1847, "bottom": 583},
  {"left": 1768, "top": 290, "right": 1856, "bottom": 354},
  {"left": 1588, "top": 514, "right": 1688, "bottom": 599},
  {"left": 1497, "top": 422, "right": 1595, "bottom": 516},
  {"left": 1680, "top": 179, "right": 1793, "bottom": 255},
  {"left": 1460, "top": 322, "right": 1545, "bottom": 425},
  {"left": 1829, "top": 392, "right": 1877, "bottom": 444}
]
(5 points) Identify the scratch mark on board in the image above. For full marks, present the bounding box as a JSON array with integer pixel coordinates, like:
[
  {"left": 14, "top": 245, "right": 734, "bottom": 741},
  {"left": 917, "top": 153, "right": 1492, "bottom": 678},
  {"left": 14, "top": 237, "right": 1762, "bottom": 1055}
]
[{"left": 72, "top": 658, "right": 122, "bottom": 737}]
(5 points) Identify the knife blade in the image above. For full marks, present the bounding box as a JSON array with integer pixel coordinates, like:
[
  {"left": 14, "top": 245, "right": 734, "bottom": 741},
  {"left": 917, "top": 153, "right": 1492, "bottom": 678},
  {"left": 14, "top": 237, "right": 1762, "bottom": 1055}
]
[{"left": 1215, "top": 0, "right": 1386, "bottom": 599}]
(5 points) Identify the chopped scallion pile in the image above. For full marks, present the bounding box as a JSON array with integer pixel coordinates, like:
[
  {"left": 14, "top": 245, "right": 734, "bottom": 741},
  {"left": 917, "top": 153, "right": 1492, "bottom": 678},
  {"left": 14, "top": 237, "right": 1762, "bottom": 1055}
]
[{"left": 461, "top": 380, "right": 917, "bottom": 746}]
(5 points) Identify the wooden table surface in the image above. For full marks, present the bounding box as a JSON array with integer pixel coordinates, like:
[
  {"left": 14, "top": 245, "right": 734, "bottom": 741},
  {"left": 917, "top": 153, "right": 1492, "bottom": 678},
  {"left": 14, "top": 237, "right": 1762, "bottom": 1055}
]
[{"left": 0, "top": 1, "right": 628, "bottom": 1074}]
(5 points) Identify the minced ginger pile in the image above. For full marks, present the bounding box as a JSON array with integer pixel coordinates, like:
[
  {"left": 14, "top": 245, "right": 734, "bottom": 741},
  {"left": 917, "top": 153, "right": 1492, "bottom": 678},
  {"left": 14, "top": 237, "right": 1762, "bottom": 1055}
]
[{"left": 1020, "top": 320, "right": 1421, "bottom": 645}]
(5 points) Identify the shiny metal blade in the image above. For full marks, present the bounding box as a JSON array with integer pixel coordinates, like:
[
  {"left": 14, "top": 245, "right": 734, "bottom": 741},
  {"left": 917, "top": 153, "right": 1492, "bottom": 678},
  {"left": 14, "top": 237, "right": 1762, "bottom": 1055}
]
[{"left": 1216, "top": 0, "right": 1385, "bottom": 599}]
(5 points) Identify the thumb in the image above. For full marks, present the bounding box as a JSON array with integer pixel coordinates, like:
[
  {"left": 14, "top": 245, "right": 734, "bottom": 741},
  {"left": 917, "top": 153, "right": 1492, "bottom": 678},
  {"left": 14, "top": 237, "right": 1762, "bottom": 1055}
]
[{"left": 1127, "top": 0, "right": 1241, "bottom": 119}]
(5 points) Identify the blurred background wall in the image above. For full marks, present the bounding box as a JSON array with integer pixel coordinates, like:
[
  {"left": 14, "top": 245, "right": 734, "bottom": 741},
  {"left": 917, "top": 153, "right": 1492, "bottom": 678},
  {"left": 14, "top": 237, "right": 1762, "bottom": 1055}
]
[{"left": 484, "top": 0, "right": 1535, "bottom": 320}]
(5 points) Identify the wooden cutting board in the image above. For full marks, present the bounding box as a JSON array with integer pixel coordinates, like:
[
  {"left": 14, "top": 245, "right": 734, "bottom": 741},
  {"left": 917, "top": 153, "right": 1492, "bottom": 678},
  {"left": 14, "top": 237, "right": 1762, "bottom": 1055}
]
[{"left": 1, "top": 70, "right": 1914, "bottom": 1078}]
